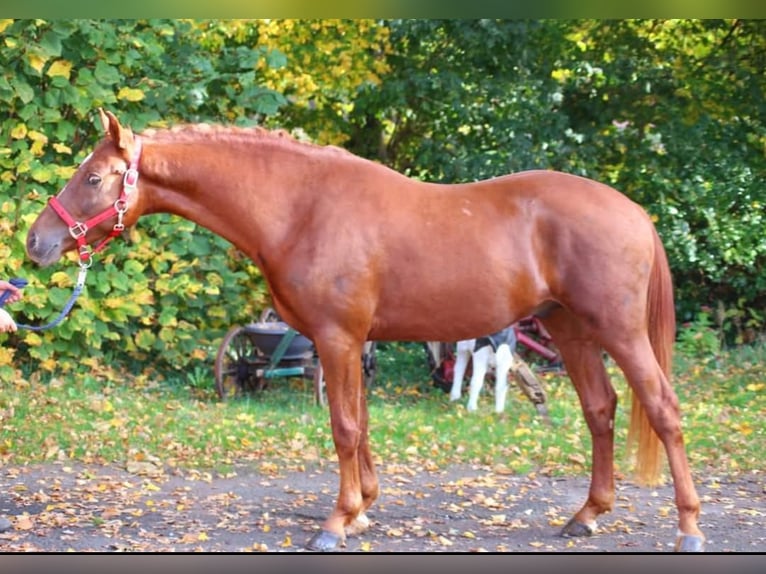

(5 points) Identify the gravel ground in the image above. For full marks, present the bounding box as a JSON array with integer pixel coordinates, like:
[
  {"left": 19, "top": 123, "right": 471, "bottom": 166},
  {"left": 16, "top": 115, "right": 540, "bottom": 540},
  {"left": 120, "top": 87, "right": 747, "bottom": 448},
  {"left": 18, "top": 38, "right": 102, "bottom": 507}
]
[{"left": 1, "top": 461, "right": 764, "bottom": 553}]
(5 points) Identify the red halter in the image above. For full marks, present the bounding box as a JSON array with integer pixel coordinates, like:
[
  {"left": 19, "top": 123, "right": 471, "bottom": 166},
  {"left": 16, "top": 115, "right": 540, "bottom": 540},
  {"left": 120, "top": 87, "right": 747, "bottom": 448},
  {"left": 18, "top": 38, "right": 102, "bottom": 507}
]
[{"left": 48, "top": 137, "right": 142, "bottom": 267}]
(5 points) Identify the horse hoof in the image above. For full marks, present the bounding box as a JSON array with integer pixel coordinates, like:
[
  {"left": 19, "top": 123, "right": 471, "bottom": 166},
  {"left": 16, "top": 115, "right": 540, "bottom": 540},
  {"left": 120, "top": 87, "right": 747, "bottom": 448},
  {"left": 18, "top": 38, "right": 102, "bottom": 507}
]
[
  {"left": 675, "top": 534, "right": 705, "bottom": 552},
  {"left": 560, "top": 517, "right": 596, "bottom": 538},
  {"left": 305, "top": 529, "right": 345, "bottom": 552}
]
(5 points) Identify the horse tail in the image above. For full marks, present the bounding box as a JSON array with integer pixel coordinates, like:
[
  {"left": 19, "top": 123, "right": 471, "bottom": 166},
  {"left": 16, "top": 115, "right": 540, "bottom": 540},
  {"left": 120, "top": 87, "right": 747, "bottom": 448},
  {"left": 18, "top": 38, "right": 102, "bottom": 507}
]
[{"left": 627, "top": 225, "right": 676, "bottom": 486}]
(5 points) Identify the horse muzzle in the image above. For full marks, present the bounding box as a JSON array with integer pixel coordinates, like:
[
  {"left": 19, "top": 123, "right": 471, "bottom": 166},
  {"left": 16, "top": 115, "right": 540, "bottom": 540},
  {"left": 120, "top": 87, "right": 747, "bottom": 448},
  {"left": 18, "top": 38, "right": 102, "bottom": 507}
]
[{"left": 26, "top": 228, "right": 65, "bottom": 267}]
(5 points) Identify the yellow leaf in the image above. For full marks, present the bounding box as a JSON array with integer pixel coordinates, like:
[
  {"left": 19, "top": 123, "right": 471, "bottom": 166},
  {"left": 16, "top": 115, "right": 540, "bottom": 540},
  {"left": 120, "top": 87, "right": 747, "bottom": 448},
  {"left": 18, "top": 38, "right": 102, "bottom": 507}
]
[
  {"left": 28, "top": 130, "right": 48, "bottom": 143},
  {"left": 51, "top": 271, "right": 72, "bottom": 287},
  {"left": 47, "top": 59, "right": 73, "bottom": 79},
  {"left": 198, "top": 532, "right": 209, "bottom": 541},
  {"left": 280, "top": 535, "right": 292, "bottom": 547},
  {"left": 143, "top": 481, "right": 161, "bottom": 491},
  {"left": 360, "top": 541, "right": 372, "bottom": 552},
  {"left": 0, "top": 348, "right": 14, "bottom": 367},
  {"left": 0, "top": 19, "right": 13, "bottom": 34},
  {"left": 10, "top": 123, "right": 27, "bottom": 140},
  {"left": 53, "top": 143, "right": 72, "bottom": 155},
  {"left": 27, "top": 53, "right": 46, "bottom": 74},
  {"left": 117, "top": 87, "right": 145, "bottom": 102}
]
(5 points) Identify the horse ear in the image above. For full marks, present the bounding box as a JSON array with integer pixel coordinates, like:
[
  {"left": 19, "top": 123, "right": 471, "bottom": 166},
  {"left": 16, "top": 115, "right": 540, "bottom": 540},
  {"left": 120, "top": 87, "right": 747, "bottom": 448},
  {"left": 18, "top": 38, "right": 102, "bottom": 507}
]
[
  {"left": 99, "top": 109, "right": 134, "bottom": 152},
  {"left": 98, "top": 108, "right": 110, "bottom": 134}
]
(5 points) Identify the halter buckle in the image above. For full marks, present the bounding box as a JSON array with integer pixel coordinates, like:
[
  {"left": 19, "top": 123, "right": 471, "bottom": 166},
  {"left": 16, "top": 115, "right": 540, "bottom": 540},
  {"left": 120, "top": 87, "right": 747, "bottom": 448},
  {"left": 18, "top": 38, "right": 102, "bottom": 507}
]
[
  {"left": 68, "top": 221, "right": 88, "bottom": 239},
  {"left": 123, "top": 168, "right": 139, "bottom": 189}
]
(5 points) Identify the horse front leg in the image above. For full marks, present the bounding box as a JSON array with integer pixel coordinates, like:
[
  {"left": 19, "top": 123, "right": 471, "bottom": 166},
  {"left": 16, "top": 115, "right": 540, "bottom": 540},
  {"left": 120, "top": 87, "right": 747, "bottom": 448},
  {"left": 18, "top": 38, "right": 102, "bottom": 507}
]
[{"left": 305, "top": 334, "right": 378, "bottom": 551}]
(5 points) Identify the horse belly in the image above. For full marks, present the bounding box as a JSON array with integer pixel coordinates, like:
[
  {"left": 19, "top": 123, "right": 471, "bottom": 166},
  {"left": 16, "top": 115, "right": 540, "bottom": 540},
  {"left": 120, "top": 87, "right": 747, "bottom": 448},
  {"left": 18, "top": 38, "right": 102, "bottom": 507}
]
[{"left": 370, "top": 256, "right": 540, "bottom": 342}]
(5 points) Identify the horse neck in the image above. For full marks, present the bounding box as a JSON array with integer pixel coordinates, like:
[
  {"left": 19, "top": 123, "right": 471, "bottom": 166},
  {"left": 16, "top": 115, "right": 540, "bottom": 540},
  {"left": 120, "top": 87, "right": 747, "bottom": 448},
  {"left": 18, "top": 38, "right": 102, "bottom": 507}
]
[{"left": 139, "top": 136, "right": 320, "bottom": 262}]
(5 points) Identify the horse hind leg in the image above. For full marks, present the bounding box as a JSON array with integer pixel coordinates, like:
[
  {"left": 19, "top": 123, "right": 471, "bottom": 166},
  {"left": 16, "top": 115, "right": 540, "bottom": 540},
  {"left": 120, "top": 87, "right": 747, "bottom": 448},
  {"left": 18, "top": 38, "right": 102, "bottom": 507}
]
[
  {"left": 608, "top": 337, "right": 704, "bottom": 552},
  {"left": 540, "top": 311, "right": 619, "bottom": 537}
]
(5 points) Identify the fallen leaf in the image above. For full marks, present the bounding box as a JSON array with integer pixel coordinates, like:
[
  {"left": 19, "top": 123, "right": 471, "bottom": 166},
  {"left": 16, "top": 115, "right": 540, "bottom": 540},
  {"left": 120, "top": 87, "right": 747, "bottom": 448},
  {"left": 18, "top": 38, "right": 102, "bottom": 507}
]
[{"left": 15, "top": 515, "right": 34, "bottom": 530}]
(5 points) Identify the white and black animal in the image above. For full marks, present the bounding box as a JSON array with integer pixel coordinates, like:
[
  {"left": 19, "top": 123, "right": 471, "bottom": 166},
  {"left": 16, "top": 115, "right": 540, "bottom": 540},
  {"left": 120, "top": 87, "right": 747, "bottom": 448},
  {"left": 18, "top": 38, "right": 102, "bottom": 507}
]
[{"left": 449, "top": 327, "right": 518, "bottom": 413}]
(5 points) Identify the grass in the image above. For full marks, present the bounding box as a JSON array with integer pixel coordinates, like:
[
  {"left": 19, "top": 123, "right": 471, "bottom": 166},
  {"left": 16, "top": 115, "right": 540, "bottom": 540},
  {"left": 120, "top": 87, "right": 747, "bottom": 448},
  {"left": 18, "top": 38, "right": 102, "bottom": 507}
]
[{"left": 1, "top": 340, "right": 764, "bottom": 483}]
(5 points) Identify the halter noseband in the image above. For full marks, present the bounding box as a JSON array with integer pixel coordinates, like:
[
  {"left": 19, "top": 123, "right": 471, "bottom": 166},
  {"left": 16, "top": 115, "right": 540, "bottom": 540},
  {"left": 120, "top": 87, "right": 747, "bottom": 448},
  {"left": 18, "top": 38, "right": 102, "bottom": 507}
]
[{"left": 48, "top": 136, "right": 142, "bottom": 268}]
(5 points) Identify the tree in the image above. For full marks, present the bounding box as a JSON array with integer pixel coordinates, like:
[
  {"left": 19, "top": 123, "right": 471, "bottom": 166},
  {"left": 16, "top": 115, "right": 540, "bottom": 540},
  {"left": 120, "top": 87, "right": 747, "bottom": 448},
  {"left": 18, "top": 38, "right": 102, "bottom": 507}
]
[
  {"left": 0, "top": 19, "right": 287, "bottom": 378},
  {"left": 310, "top": 19, "right": 764, "bottom": 341}
]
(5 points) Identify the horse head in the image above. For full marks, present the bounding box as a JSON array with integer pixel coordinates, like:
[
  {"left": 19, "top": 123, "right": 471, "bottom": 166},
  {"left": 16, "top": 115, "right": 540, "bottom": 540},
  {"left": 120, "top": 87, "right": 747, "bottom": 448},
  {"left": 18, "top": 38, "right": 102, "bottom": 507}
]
[{"left": 26, "top": 110, "right": 144, "bottom": 268}]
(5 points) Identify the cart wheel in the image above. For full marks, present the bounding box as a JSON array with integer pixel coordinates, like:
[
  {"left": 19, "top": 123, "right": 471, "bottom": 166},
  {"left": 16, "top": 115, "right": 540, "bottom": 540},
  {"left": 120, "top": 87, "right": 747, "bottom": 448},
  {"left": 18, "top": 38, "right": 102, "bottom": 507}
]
[{"left": 214, "top": 325, "right": 268, "bottom": 399}]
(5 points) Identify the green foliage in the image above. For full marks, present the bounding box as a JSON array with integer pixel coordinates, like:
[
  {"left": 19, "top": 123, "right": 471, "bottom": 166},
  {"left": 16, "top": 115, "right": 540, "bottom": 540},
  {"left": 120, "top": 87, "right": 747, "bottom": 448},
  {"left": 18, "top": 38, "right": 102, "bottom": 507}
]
[
  {"left": 676, "top": 311, "right": 722, "bottom": 365},
  {"left": 332, "top": 19, "right": 766, "bottom": 340},
  {"left": 1, "top": 19, "right": 764, "bottom": 381},
  {"left": 0, "top": 19, "right": 282, "bottom": 376}
]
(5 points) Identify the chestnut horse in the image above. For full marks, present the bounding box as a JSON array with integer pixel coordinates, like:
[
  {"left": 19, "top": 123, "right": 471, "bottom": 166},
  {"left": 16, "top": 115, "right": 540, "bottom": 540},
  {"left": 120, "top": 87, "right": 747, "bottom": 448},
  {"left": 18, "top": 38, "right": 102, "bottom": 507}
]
[{"left": 26, "top": 110, "right": 704, "bottom": 552}]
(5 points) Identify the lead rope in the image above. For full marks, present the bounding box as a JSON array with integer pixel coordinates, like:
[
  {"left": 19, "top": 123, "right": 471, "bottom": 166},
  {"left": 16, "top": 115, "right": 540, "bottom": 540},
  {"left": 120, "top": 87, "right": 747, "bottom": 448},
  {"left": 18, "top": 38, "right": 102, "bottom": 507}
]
[{"left": 1, "top": 265, "right": 88, "bottom": 332}]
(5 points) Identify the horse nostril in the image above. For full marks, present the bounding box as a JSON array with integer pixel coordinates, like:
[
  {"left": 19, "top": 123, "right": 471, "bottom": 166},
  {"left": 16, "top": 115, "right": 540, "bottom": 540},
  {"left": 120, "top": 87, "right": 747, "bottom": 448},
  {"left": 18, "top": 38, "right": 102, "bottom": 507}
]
[{"left": 27, "top": 231, "right": 38, "bottom": 251}]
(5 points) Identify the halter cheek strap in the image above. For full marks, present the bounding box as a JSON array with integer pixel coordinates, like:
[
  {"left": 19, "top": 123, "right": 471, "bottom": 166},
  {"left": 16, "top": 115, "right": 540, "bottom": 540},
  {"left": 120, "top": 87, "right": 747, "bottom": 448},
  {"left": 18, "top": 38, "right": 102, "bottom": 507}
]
[{"left": 48, "top": 136, "right": 142, "bottom": 268}]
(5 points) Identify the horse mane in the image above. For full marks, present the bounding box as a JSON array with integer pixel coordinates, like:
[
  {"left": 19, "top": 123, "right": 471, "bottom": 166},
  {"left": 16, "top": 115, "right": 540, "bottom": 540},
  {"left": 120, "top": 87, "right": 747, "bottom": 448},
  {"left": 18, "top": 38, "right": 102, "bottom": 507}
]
[{"left": 139, "top": 122, "right": 352, "bottom": 157}]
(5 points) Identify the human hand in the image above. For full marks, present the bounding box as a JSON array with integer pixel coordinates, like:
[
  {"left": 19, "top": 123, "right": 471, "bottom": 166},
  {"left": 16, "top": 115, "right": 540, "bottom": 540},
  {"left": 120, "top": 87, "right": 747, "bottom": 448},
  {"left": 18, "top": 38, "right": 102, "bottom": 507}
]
[
  {"left": 0, "top": 280, "right": 23, "bottom": 305},
  {"left": 0, "top": 308, "right": 17, "bottom": 333}
]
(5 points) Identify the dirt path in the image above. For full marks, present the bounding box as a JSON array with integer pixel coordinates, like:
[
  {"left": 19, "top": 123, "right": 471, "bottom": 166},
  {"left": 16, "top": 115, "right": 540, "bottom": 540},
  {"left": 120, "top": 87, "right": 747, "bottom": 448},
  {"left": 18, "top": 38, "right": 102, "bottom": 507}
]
[{"left": 1, "top": 461, "right": 763, "bottom": 552}]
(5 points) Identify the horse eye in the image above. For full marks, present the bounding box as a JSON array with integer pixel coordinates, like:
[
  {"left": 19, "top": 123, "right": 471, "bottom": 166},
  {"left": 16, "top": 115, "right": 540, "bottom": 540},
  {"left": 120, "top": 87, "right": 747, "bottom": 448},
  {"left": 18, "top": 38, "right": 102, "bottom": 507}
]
[{"left": 87, "top": 173, "right": 102, "bottom": 186}]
